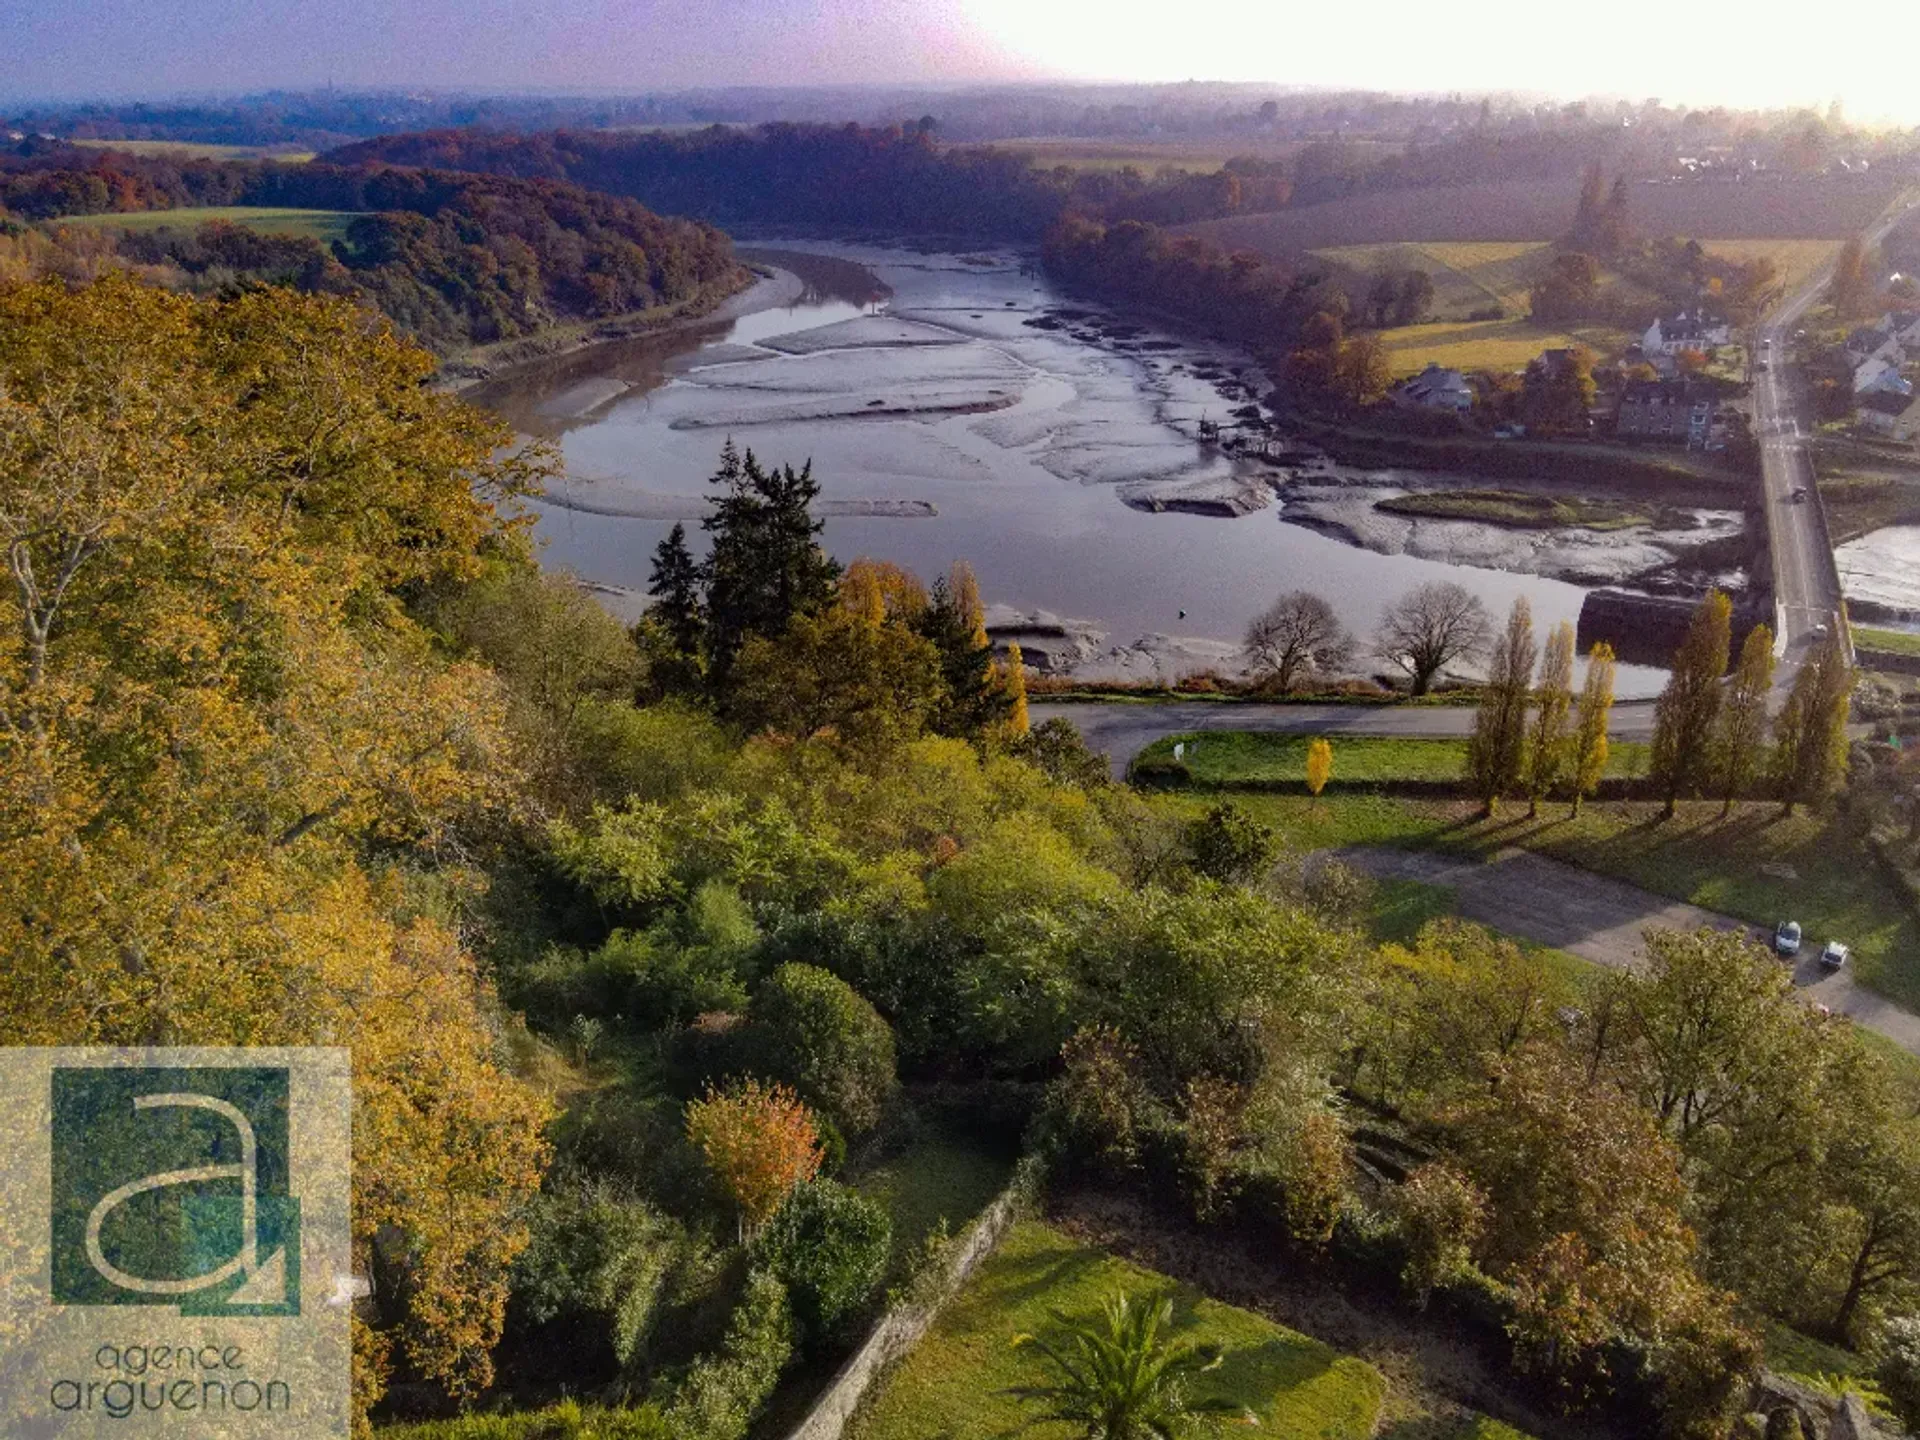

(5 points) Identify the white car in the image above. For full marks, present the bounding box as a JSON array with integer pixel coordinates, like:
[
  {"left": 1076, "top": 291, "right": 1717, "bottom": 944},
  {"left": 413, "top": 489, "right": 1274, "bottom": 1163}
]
[
  {"left": 1775, "top": 921, "right": 1802, "bottom": 957},
  {"left": 1820, "top": 940, "right": 1850, "bottom": 971}
]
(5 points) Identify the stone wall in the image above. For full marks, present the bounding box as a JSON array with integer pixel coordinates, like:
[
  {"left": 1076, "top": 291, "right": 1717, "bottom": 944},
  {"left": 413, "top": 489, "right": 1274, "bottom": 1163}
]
[{"left": 781, "top": 1164, "right": 1032, "bottom": 1440}]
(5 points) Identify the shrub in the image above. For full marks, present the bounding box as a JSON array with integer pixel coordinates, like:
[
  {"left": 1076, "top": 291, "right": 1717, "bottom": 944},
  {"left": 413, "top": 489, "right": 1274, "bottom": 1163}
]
[
  {"left": 749, "top": 1180, "right": 892, "bottom": 1347},
  {"left": 684, "top": 1079, "right": 823, "bottom": 1239},
  {"left": 1878, "top": 1313, "right": 1920, "bottom": 1432},
  {"left": 658, "top": 1269, "right": 794, "bottom": 1440},
  {"left": 1128, "top": 756, "right": 1191, "bottom": 788},
  {"left": 1394, "top": 1161, "right": 1487, "bottom": 1307},
  {"left": 747, "top": 963, "right": 896, "bottom": 1135},
  {"left": 1038, "top": 1026, "right": 1153, "bottom": 1174},
  {"left": 1183, "top": 803, "right": 1278, "bottom": 885}
]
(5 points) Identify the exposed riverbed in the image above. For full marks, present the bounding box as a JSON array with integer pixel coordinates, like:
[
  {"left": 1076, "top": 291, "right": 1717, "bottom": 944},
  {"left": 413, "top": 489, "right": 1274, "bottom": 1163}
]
[{"left": 473, "top": 240, "right": 1683, "bottom": 695}]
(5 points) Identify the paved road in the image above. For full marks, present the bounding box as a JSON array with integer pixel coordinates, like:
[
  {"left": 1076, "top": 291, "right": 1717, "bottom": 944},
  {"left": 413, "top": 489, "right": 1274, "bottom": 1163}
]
[
  {"left": 1338, "top": 845, "right": 1920, "bottom": 1056},
  {"left": 1034, "top": 699, "right": 1659, "bottom": 777},
  {"left": 1753, "top": 193, "right": 1918, "bottom": 685}
]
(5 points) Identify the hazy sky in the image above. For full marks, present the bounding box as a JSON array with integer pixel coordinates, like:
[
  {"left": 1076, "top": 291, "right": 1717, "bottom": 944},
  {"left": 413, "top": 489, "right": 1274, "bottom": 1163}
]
[{"left": 2, "top": 0, "right": 1913, "bottom": 124}]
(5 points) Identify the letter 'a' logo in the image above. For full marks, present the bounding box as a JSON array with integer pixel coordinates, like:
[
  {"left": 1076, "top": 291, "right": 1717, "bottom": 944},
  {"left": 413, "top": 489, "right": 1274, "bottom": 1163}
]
[{"left": 50, "top": 1068, "right": 300, "bottom": 1315}]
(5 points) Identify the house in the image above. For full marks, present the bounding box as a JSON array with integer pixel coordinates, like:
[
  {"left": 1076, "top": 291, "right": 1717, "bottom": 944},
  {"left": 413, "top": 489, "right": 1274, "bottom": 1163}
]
[
  {"left": 1643, "top": 311, "right": 1732, "bottom": 356},
  {"left": 1859, "top": 390, "right": 1920, "bottom": 442},
  {"left": 1392, "top": 364, "right": 1474, "bottom": 413},
  {"left": 1892, "top": 312, "right": 1920, "bottom": 349},
  {"left": 1854, "top": 355, "right": 1914, "bottom": 398},
  {"left": 1617, "top": 378, "right": 1719, "bottom": 445},
  {"left": 1846, "top": 324, "right": 1906, "bottom": 367}
]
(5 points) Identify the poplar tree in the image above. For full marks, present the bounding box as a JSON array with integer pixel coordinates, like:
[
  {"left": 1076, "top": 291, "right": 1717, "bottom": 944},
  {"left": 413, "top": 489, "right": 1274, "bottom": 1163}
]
[
  {"left": 1711, "top": 623, "right": 1775, "bottom": 815},
  {"left": 1772, "top": 628, "right": 1855, "bottom": 815},
  {"left": 1651, "top": 591, "right": 1732, "bottom": 817},
  {"left": 1525, "top": 622, "right": 1575, "bottom": 817},
  {"left": 1570, "top": 642, "right": 1616, "bottom": 816},
  {"left": 1466, "top": 597, "right": 1536, "bottom": 815},
  {"left": 1004, "top": 642, "right": 1030, "bottom": 736}
]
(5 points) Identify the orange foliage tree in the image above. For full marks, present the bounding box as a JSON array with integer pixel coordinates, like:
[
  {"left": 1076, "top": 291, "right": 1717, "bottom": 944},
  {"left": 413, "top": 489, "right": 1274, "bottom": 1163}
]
[{"left": 685, "top": 1079, "right": 824, "bottom": 1239}]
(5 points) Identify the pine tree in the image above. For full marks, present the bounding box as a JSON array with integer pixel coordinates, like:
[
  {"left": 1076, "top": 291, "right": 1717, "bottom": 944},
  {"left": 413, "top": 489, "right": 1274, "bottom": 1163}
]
[
  {"left": 702, "top": 441, "right": 841, "bottom": 687},
  {"left": 1711, "top": 623, "right": 1775, "bottom": 816},
  {"left": 647, "top": 521, "right": 706, "bottom": 658},
  {"left": 1466, "top": 597, "right": 1536, "bottom": 814},
  {"left": 916, "top": 562, "right": 1009, "bottom": 738},
  {"left": 1526, "top": 622, "right": 1575, "bottom": 817},
  {"left": 1772, "top": 629, "right": 1854, "bottom": 815},
  {"left": 1651, "top": 591, "right": 1732, "bottom": 818},
  {"left": 1570, "top": 643, "right": 1616, "bottom": 816}
]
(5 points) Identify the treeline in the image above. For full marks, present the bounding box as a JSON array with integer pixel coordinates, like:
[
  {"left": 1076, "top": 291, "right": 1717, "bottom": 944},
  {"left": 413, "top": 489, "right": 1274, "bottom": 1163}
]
[
  {"left": 0, "top": 151, "right": 739, "bottom": 351},
  {"left": 322, "top": 123, "right": 1294, "bottom": 238}
]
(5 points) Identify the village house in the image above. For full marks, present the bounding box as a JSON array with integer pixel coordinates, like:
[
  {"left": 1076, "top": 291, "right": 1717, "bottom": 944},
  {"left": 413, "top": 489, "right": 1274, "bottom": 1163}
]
[
  {"left": 1859, "top": 389, "right": 1920, "bottom": 443},
  {"left": 1846, "top": 323, "right": 1907, "bottom": 368},
  {"left": 1616, "top": 377, "right": 1721, "bottom": 446},
  {"left": 1854, "top": 354, "right": 1914, "bottom": 398},
  {"left": 1391, "top": 363, "right": 1474, "bottom": 413},
  {"left": 1642, "top": 311, "right": 1732, "bottom": 356}
]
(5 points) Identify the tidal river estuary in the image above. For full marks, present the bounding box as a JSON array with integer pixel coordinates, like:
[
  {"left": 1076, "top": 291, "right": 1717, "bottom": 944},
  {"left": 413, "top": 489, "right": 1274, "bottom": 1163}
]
[{"left": 471, "top": 241, "right": 1675, "bottom": 695}]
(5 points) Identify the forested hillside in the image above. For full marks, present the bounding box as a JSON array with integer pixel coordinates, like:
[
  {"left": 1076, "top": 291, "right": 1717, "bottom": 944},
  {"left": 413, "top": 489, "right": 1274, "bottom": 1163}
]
[{"left": 0, "top": 149, "right": 741, "bottom": 351}]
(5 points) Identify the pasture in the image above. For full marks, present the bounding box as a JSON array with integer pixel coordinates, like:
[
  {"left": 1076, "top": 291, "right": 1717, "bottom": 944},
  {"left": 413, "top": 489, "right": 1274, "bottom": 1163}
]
[
  {"left": 67, "top": 138, "right": 314, "bottom": 162},
  {"left": 48, "top": 206, "right": 356, "bottom": 242},
  {"left": 1184, "top": 175, "right": 1900, "bottom": 254},
  {"left": 1373, "top": 317, "right": 1632, "bottom": 376}
]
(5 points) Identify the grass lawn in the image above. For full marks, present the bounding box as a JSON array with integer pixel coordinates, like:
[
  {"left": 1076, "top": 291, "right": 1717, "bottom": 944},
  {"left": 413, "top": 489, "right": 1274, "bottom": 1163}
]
[
  {"left": 848, "top": 1220, "right": 1384, "bottom": 1440},
  {"left": 850, "top": 1127, "right": 1014, "bottom": 1279},
  {"left": 1143, "top": 734, "right": 1920, "bottom": 1008},
  {"left": 1375, "top": 489, "right": 1663, "bottom": 531},
  {"left": 1314, "top": 241, "right": 1550, "bottom": 318},
  {"left": 1137, "top": 732, "right": 1648, "bottom": 791},
  {"left": 1857, "top": 625, "right": 1920, "bottom": 658},
  {"left": 68, "top": 138, "right": 315, "bottom": 162},
  {"left": 48, "top": 206, "right": 355, "bottom": 241}
]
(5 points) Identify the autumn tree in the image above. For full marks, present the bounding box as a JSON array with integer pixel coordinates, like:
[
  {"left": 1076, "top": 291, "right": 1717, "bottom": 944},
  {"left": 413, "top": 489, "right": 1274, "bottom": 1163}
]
[
  {"left": 1395, "top": 1161, "right": 1488, "bottom": 1307},
  {"left": 915, "top": 560, "right": 1009, "bottom": 737},
  {"left": 1331, "top": 332, "right": 1392, "bottom": 406},
  {"left": 1375, "top": 581, "right": 1492, "bottom": 695},
  {"left": 1651, "top": 591, "right": 1733, "bottom": 817},
  {"left": 1466, "top": 597, "right": 1536, "bottom": 814},
  {"left": 1306, "top": 738, "right": 1333, "bottom": 802},
  {"left": 727, "top": 601, "right": 944, "bottom": 749},
  {"left": 1394, "top": 269, "right": 1435, "bottom": 326},
  {"left": 685, "top": 1079, "right": 824, "bottom": 1240},
  {"left": 1004, "top": 642, "right": 1030, "bottom": 735},
  {"left": 1526, "top": 621, "right": 1575, "bottom": 817},
  {"left": 1772, "top": 627, "right": 1854, "bottom": 815},
  {"left": 1243, "top": 589, "right": 1352, "bottom": 693},
  {"left": 1711, "top": 623, "right": 1775, "bottom": 814},
  {"left": 1828, "top": 238, "right": 1876, "bottom": 321},
  {"left": 1570, "top": 642, "right": 1616, "bottom": 815},
  {"left": 0, "top": 275, "right": 552, "bottom": 1412}
]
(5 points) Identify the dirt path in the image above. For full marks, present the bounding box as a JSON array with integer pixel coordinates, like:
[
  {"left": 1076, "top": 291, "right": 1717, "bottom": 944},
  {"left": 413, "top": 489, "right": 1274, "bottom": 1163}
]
[{"left": 1340, "top": 845, "right": 1920, "bottom": 1056}]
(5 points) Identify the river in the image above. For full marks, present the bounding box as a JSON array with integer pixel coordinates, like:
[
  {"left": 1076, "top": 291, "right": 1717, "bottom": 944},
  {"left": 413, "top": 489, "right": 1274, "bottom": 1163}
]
[{"left": 471, "top": 240, "right": 1668, "bottom": 696}]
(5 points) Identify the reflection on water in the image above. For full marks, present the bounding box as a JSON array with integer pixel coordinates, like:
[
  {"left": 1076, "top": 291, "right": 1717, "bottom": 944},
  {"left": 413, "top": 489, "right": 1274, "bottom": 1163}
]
[
  {"left": 1838, "top": 526, "right": 1920, "bottom": 619},
  {"left": 483, "top": 241, "right": 1667, "bottom": 696}
]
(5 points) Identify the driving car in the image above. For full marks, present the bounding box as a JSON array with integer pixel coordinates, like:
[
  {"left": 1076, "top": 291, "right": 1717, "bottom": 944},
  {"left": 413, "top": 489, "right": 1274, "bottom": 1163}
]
[
  {"left": 1820, "top": 940, "right": 1850, "bottom": 971},
  {"left": 1813, "top": 622, "right": 1831, "bottom": 638},
  {"left": 1774, "top": 921, "right": 1802, "bottom": 957}
]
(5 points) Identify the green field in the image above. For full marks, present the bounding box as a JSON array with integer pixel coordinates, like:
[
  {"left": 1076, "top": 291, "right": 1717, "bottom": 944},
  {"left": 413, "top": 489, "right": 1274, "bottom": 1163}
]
[
  {"left": 1858, "top": 626, "right": 1920, "bottom": 658},
  {"left": 848, "top": 1220, "right": 1384, "bottom": 1440},
  {"left": 68, "top": 138, "right": 314, "bottom": 162},
  {"left": 1375, "top": 489, "right": 1663, "bottom": 531},
  {"left": 1143, "top": 734, "right": 1920, "bottom": 1008},
  {"left": 48, "top": 206, "right": 355, "bottom": 241}
]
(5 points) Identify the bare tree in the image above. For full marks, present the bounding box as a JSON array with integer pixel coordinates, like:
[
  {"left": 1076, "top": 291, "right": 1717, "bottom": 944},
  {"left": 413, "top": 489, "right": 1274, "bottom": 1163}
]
[
  {"left": 1375, "top": 582, "right": 1492, "bottom": 696},
  {"left": 1244, "top": 590, "right": 1353, "bottom": 693}
]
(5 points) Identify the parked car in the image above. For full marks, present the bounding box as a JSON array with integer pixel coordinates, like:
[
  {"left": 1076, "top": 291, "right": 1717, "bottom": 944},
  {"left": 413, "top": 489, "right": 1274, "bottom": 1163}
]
[
  {"left": 1820, "top": 940, "right": 1850, "bottom": 971},
  {"left": 1813, "top": 622, "right": 1831, "bottom": 638},
  {"left": 1775, "top": 920, "right": 1803, "bottom": 957}
]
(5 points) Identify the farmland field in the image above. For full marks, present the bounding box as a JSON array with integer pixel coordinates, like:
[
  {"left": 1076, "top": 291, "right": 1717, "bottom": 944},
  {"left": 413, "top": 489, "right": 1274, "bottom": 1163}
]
[
  {"left": 1373, "top": 317, "right": 1633, "bottom": 376},
  {"left": 1698, "top": 237, "right": 1842, "bottom": 295},
  {"left": 48, "top": 206, "right": 355, "bottom": 241},
  {"left": 986, "top": 135, "right": 1402, "bottom": 173},
  {"left": 1183, "top": 175, "right": 1900, "bottom": 253},
  {"left": 67, "top": 138, "right": 314, "bottom": 162},
  {"left": 848, "top": 1220, "right": 1385, "bottom": 1440}
]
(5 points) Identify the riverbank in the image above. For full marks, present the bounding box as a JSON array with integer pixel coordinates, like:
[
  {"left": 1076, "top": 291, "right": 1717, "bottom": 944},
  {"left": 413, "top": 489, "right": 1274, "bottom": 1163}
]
[{"left": 437, "top": 262, "right": 778, "bottom": 393}]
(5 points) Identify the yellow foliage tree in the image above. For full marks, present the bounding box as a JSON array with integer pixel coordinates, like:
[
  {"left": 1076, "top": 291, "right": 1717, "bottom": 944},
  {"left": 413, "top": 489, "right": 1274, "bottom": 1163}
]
[
  {"left": 950, "top": 560, "right": 988, "bottom": 649},
  {"left": 1004, "top": 642, "right": 1030, "bottom": 736},
  {"left": 1305, "top": 738, "right": 1333, "bottom": 801},
  {"left": 0, "top": 275, "right": 552, "bottom": 1415}
]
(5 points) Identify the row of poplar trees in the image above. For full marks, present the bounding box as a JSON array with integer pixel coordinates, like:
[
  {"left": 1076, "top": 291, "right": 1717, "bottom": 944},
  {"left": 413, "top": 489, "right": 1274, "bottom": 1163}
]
[
  {"left": 1466, "top": 599, "right": 1618, "bottom": 816},
  {"left": 1468, "top": 590, "right": 1855, "bottom": 817}
]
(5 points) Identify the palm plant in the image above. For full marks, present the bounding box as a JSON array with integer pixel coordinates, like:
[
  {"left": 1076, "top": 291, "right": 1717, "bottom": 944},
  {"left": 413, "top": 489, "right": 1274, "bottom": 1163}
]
[{"left": 1008, "top": 1289, "right": 1258, "bottom": 1439}]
